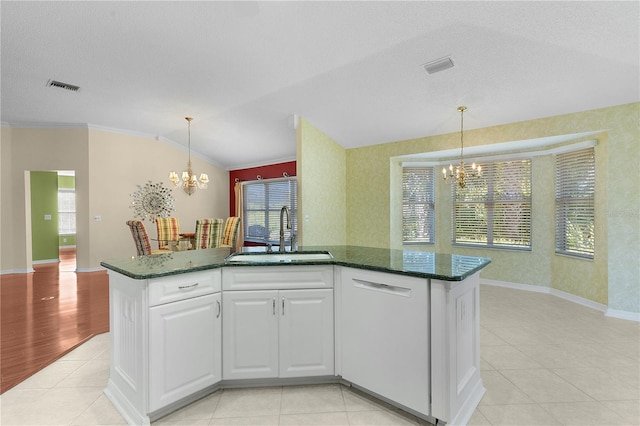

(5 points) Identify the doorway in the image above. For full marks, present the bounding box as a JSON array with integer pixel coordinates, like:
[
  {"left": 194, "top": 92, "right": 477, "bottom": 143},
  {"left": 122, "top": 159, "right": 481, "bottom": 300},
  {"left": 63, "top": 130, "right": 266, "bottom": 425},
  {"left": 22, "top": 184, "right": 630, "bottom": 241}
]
[
  {"left": 57, "top": 170, "right": 76, "bottom": 271},
  {"left": 28, "top": 170, "right": 76, "bottom": 271}
]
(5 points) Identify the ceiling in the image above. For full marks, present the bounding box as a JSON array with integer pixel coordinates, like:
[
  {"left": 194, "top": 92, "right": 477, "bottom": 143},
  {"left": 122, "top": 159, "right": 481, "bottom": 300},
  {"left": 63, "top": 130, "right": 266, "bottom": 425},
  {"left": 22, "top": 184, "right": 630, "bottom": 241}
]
[{"left": 2, "top": 1, "right": 638, "bottom": 170}]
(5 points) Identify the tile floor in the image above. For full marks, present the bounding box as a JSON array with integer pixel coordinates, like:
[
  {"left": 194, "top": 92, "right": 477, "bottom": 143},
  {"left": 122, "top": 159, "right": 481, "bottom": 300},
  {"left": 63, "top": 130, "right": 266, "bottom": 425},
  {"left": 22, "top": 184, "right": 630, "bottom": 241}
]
[{"left": 1, "top": 285, "right": 638, "bottom": 426}]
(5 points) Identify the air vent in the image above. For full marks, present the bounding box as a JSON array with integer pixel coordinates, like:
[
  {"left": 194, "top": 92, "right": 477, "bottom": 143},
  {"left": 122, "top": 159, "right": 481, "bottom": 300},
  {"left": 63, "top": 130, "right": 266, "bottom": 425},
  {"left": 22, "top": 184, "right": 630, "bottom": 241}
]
[
  {"left": 46, "top": 79, "right": 80, "bottom": 92},
  {"left": 422, "top": 57, "right": 455, "bottom": 75}
]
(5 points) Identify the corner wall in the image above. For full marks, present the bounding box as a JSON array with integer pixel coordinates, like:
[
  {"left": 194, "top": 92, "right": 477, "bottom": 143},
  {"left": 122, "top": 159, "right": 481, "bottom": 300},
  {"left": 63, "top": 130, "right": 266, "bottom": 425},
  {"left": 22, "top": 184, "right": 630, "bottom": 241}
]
[
  {"left": 297, "top": 118, "right": 347, "bottom": 246},
  {"left": 0, "top": 126, "right": 229, "bottom": 272}
]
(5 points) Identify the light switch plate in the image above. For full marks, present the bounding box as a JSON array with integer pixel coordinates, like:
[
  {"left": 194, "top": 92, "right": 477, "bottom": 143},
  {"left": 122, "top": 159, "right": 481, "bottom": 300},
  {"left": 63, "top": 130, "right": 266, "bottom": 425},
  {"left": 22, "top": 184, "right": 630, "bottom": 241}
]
[{"left": 44, "top": 214, "right": 52, "bottom": 221}]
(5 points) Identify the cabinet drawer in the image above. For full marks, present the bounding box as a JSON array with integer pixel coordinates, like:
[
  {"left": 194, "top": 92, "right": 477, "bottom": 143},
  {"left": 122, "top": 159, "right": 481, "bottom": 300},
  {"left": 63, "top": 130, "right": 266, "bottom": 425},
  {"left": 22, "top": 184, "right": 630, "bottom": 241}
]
[
  {"left": 222, "top": 265, "right": 333, "bottom": 291},
  {"left": 149, "top": 270, "right": 221, "bottom": 306}
]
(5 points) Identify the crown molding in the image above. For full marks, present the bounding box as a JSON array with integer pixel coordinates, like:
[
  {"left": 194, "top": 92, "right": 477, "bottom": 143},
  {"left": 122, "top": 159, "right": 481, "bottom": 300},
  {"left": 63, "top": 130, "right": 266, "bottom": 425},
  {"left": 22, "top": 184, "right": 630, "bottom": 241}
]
[
  {"left": 227, "top": 155, "right": 297, "bottom": 171},
  {"left": 2, "top": 121, "right": 224, "bottom": 169}
]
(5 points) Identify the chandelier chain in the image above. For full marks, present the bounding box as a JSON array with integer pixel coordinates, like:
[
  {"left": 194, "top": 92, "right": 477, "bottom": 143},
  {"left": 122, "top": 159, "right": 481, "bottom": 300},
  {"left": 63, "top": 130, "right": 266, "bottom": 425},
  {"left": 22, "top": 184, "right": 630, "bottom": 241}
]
[
  {"left": 169, "top": 116, "right": 209, "bottom": 195},
  {"left": 443, "top": 106, "right": 481, "bottom": 189}
]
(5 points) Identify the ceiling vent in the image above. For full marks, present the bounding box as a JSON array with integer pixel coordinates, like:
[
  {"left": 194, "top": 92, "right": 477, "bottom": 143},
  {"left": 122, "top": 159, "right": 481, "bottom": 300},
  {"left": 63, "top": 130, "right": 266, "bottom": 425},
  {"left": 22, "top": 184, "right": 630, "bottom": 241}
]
[
  {"left": 422, "top": 57, "right": 455, "bottom": 75},
  {"left": 46, "top": 79, "right": 80, "bottom": 92}
]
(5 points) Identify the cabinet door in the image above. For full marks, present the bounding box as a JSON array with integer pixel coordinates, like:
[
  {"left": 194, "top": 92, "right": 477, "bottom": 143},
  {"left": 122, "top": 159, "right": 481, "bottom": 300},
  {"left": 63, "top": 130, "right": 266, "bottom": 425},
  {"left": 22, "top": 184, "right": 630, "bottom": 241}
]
[
  {"left": 340, "top": 267, "right": 430, "bottom": 415},
  {"left": 222, "top": 290, "right": 278, "bottom": 380},
  {"left": 279, "top": 289, "right": 334, "bottom": 378},
  {"left": 149, "top": 293, "right": 221, "bottom": 412}
]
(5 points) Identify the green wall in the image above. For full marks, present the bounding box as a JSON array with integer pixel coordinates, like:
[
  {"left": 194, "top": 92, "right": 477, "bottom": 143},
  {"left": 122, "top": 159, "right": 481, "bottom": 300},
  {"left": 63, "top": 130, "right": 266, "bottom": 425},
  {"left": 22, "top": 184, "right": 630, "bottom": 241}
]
[{"left": 30, "top": 171, "right": 59, "bottom": 261}]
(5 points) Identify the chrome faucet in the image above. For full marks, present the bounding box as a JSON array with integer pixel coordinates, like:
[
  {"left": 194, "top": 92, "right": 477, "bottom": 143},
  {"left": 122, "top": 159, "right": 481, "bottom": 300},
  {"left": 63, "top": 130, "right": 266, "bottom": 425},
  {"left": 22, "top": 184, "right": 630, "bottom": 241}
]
[{"left": 279, "top": 206, "right": 291, "bottom": 252}]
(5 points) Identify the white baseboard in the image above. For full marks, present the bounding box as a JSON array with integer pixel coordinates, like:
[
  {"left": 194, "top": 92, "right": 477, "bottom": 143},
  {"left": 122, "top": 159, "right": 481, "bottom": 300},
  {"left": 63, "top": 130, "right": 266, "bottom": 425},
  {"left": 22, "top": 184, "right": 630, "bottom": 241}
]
[
  {"left": 0, "top": 268, "right": 35, "bottom": 275},
  {"left": 605, "top": 308, "right": 640, "bottom": 322},
  {"left": 76, "top": 266, "right": 106, "bottom": 273},
  {"left": 32, "top": 258, "right": 60, "bottom": 265},
  {"left": 481, "top": 279, "right": 638, "bottom": 322}
]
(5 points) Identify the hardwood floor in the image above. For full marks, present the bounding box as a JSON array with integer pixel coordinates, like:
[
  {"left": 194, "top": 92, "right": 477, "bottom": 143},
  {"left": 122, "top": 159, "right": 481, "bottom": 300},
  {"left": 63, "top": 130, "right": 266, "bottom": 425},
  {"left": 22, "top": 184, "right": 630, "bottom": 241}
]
[{"left": 0, "top": 248, "right": 109, "bottom": 393}]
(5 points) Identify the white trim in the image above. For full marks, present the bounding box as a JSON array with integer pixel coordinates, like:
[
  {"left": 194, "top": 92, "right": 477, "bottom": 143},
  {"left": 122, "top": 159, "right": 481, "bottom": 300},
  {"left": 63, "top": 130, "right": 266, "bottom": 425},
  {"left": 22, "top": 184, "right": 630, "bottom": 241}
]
[
  {"left": 546, "top": 140, "right": 597, "bottom": 155},
  {"left": 480, "top": 279, "right": 640, "bottom": 322},
  {"left": 3, "top": 121, "right": 226, "bottom": 169},
  {"left": 606, "top": 309, "right": 640, "bottom": 322},
  {"left": 402, "top": 139, "right": 598, "bottom": 167},
  {"left": 0, "top": 268, "right": 35, "bottom": 275},
  {"left": 76, "top": 266, "right": 107, "bottom": 273},
  {"left": 481, "top": 278, "right": 551, "bottom": 294},
  {"left": 228, "top": 155, "right": 297, "bottom": 172},
  {"left": 32, "top": 258, "right": 60, "bottom": 265},
  {"left": 549, "top": 287, "right": 607, "bottom": 314},
  {"left": 396, "top": 131, "right": 602, "bottom": 163}
]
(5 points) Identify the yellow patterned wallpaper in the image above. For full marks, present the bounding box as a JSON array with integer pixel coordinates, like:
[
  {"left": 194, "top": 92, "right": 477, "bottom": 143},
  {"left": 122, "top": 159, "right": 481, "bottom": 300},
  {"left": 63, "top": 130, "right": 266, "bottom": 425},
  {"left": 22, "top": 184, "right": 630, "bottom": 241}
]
[
  {"left": 297, "top": 118, "right": 347, "bottom": 245},
  {"left": 339, "top": 103, "right": 639, "bottom": 313}
]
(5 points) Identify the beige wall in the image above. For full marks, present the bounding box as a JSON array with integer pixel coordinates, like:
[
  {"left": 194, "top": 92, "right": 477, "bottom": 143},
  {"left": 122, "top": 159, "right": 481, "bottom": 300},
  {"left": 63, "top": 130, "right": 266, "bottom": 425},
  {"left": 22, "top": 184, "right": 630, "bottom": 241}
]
[
  {"left": 0, "top": 126, "right": 229, "bottom": 271},
  {"left": 87, "top": 129, "right": 229, "bottom": 268},
  {"left": 343, "top": 103, "right": 639, "bottom": 313},
  {"left": 0, "top": 126, "right": 13, "bottom": 271},
  {"left": 297, "top": 118, "right": 347, "bottom": 245},
  {"left": 1, "top": 127, "right": 90, "bottom": 272}
]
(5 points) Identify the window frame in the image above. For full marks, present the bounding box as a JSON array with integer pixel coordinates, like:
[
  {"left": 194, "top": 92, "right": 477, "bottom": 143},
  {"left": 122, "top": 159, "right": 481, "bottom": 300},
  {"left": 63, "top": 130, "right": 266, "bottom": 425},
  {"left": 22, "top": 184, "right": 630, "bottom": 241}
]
[
  {"left": 242, "top": 176, "right": 298, "bottom": 246},
  {"left": 452, "top": 158, "right": 532, "bottom": 251}
]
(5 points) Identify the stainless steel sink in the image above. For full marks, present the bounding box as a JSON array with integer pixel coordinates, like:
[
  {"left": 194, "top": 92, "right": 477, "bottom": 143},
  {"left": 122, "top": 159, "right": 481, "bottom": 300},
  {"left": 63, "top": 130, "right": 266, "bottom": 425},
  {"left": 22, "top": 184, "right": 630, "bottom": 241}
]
[{"left": 225, "top": 251, "right": 333, "bottom": 263}]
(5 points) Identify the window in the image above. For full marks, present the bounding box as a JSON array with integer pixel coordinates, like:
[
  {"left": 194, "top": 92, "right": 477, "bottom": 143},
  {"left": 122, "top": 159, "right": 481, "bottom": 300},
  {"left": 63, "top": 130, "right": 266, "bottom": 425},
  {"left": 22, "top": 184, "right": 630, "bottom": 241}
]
[
  {"left": 243, "top": 177, "right": 297, "bottom": 245},
  {"left": 402, "top": 167, "right": 435, "bottom": 244},
  {"left": 555, "top": 148, "right": 595, "bottom": 259},
  {"left": 58, "top": 188, "right": 76, "bottom": 234},
  {"left": 453, "top": 159, "right": 531, "bottom": 249}
]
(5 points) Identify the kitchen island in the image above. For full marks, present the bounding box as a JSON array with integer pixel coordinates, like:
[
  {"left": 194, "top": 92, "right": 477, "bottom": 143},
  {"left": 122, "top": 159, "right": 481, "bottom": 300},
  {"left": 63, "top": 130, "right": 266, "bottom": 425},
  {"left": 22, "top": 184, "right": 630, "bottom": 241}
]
[{"left": 101, "top": 246, "right": 490, "bottom": 426}]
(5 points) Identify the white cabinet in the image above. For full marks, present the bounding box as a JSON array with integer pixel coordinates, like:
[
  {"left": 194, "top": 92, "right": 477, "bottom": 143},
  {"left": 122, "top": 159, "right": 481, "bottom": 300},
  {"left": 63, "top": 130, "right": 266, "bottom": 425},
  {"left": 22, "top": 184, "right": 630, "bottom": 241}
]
[
  {"left": 430, "top": 274, "right": 484, "bottom": 425},
  {"left": 339, "top": 267, "right": 430, "bottom": 415},
  {"left": 149, "top": 292, "right": 221, "bottom": 411},
  {"left": 222, "top": 290, "right": 279, "bottom": 379},
  {"left": 105, "top": 261, "right": 483, "bottom": 426},
  {"left": 222, "top": 266, "right": 334, "bottom": 381},
  {"left": 279, "top": 289, "right": 334, "bottom": 378},
  {"left": 105, "top": 270, "right": 222, "bottom": 426}
]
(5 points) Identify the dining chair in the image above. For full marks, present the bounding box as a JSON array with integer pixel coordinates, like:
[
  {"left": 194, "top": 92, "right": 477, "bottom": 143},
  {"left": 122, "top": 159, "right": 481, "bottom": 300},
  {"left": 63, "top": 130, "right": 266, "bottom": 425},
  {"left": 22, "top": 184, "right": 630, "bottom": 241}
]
[
  {"left": 221, "top": 216, "right": 241, "bottom": 248},
  {"left": 126, "top": 220, "right": 171, "bottom": 256},
  {"left": 194, "top": 218, "right": 224, "bottom": 249},
  {"left": 155, "top": 217, "right": 180, "bottom": 250}
]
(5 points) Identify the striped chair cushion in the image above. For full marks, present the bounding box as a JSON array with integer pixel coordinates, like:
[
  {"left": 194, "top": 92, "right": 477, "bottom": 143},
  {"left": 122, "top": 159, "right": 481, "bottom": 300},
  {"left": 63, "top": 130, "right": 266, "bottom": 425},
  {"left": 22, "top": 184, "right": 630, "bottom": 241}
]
[
  {"left": 156, "top": 217, "right": 180, "bottom": 250},
  {"left": 221, "top": 216, "right": 241, "bottom": 247},
  {"left": 194, "top": 218, "right": 223, "bottom": 249},
  {"left": 126, "top": 220, "right": 152, "bottom": 256}
]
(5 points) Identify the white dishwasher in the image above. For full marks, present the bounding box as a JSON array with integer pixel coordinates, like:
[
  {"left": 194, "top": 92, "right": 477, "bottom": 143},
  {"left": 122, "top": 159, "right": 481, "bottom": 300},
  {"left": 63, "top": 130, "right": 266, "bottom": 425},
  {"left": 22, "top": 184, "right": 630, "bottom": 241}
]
[{"left": 339, "top": 266, "right": 430, "bottom": 415}]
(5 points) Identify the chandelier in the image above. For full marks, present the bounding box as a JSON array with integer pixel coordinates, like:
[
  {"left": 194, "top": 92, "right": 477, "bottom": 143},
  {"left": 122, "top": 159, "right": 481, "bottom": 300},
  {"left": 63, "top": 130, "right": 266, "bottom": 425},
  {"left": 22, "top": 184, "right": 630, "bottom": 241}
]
[
  {"left": 442, "top": 106, "right": 481, "bottom": 189},
  {"left": 169, "top": 117, "right": 209, "bottom": 196}
]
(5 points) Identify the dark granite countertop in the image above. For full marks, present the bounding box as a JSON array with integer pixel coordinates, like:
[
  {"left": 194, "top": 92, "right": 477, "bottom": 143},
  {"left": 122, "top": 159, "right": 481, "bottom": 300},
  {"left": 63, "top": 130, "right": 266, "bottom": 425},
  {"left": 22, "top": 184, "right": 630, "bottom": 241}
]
[{"left": 100, "top": 245, "right": 490, "bottom": 281}]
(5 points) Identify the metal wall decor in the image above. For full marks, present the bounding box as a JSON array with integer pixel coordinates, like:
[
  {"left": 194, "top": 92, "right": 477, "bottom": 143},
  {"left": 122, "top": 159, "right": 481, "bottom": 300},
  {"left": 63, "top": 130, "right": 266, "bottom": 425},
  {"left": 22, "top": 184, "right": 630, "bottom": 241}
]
[{"left": 130, "top": 181, "right": 176, "bottom": 221}]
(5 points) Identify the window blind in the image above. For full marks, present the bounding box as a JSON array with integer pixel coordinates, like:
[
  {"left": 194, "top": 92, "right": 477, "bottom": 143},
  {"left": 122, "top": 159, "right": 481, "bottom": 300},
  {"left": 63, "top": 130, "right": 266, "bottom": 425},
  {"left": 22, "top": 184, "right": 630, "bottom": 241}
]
[
  {"left": 555, "top": 148, "right": 595, "bottom": 259},
  {"left": 402, "top": 167, "right": 435, "bottom": 244},
  {"left": 453, "top": 159, "right": 531, "bottom": 249},
  {"left": 243, "top": 177, "right": 297, "bottom": 245}
]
